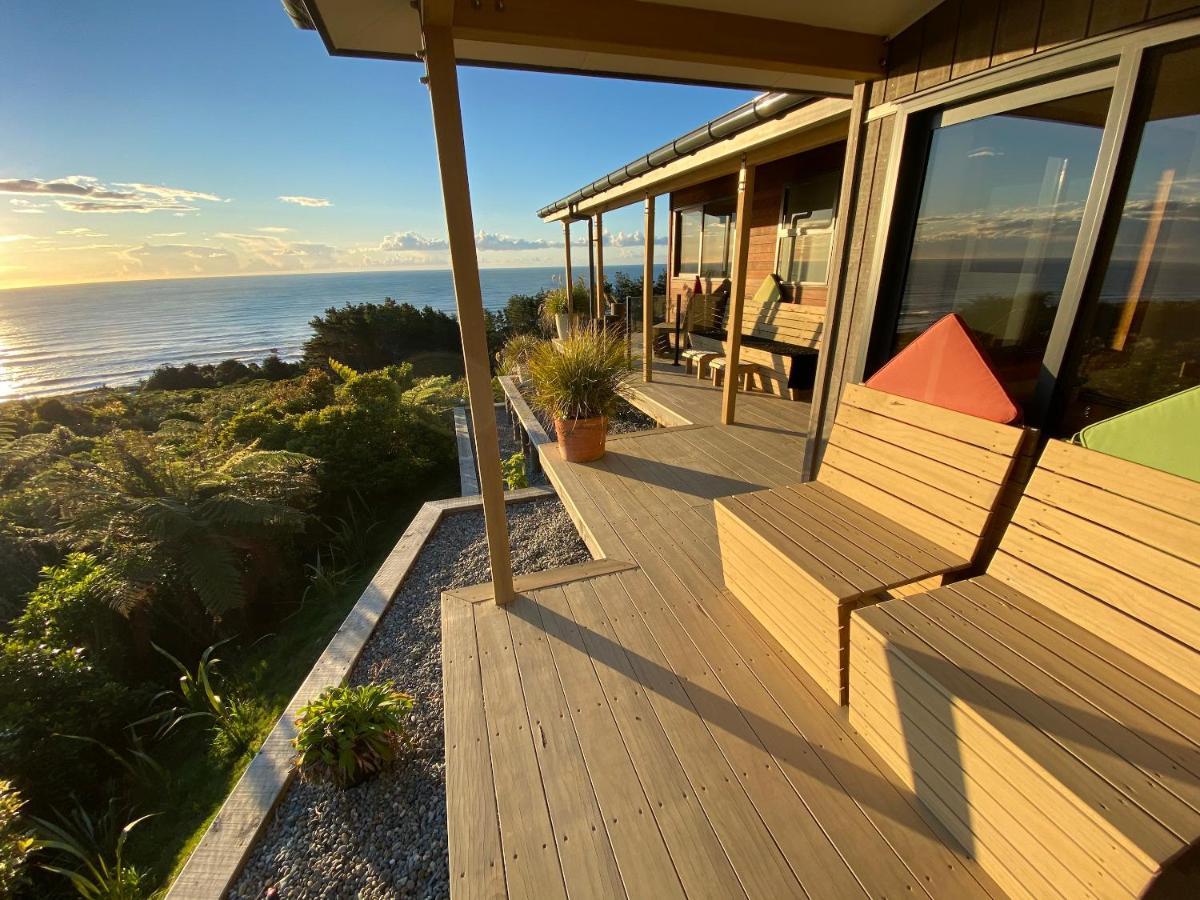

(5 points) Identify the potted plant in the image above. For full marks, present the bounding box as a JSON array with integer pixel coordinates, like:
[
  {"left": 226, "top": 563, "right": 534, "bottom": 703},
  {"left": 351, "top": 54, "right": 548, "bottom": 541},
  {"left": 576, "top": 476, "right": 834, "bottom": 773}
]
[
  {"left": 529, "top": 326, "right": 630, "bottom": 463},
  {"left": 541, "top": 287, "right": 573, "bottom": 340}
]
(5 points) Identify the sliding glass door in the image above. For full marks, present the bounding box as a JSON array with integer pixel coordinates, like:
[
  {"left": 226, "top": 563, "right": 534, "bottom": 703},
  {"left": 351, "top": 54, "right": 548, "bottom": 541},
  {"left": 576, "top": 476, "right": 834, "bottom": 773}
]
[
  {"left": 1057, "top": 43, "right": 1200, "bottom": 434},
  {"left": 886, "top": 76, "right": 1114, "bottom": 412}
]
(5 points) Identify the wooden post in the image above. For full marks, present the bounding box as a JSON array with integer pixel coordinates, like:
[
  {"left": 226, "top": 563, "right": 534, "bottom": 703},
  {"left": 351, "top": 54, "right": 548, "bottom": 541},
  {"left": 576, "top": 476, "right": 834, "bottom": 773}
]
[
  {"left": 562, "top": 219, "right": 573, "bottom": 309},
  {"left": 586, "top": 216, "right": 596, "bottom": 318},
  {"left": 642, "top": 196, "right": 655, "bottom": 382},
  {"left": 593, "top": 211, "right": 605, "bottom": 319},
  {"left": 721, "top": 156, "right": 755, "bottom": 425},
  {"left": 422, "top": 25, "right": 514, "bottom": 605}
]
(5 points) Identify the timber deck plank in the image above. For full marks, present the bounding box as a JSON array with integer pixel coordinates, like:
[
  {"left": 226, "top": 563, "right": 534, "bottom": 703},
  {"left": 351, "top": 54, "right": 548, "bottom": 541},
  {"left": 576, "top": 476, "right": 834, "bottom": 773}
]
[{"left": 448, "top": 363, "right": 1003, "bottom": 899}]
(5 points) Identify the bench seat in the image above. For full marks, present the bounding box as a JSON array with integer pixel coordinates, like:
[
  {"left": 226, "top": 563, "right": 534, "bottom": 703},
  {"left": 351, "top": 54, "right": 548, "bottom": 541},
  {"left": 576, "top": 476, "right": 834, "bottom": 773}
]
[
  {"left": 716, "top": 383, "right": 1030, "bottom": 704},
  {"left": 851, "top": 440, "right": 1200, "bottom": 899}
]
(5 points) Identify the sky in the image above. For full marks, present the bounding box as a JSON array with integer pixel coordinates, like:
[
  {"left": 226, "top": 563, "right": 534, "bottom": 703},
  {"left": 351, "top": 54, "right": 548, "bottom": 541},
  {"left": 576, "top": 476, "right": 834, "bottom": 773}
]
[{"left": 0, "top": 1, "right": 754, "bottom": 290}]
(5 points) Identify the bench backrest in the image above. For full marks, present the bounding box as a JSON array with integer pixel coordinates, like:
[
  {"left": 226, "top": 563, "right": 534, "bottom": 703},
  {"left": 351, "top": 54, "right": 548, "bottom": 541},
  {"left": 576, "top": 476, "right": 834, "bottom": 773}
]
[
  {"left": 816, "top": 383, "right": 1029, "bottom": 561},
  {"left": 989, "top": 439, "right": 1200, "bottom": 693},
  {"left": 687, "top": 290, "right": 825, "bottom": 351},
  {"left": 743, "top": 292, "right": 825, "bottom": 349}
]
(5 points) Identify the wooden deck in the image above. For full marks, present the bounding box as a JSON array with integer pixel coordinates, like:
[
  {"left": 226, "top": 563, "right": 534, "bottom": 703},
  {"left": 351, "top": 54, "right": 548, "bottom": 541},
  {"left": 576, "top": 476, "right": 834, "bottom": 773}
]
[{"left": 444, "top": 364, "right": 1005, "bottom": 899}]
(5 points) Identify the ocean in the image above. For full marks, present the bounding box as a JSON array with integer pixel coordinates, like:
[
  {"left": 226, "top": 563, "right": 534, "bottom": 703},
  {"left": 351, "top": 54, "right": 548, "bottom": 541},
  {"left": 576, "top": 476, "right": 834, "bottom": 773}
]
[{"left": 0, "top": 265, "right": 659, "bottom": 400}]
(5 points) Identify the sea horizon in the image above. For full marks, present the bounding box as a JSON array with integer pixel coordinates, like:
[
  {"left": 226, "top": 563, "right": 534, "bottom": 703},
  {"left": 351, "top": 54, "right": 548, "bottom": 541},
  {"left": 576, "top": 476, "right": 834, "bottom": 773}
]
[{"left": 0, "top": 264, "right": 663, "bottom": 401}]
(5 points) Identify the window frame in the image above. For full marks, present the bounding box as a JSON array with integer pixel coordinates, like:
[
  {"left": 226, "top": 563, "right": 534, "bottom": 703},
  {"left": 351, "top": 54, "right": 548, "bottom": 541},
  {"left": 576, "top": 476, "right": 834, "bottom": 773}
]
[
  {"left": 861, "top": 50, "right": 1147, "bottom": 429},
  {"left": 772, "top": 172, "right": 841, "bottom": 287},
  {"left": 673, "top": 196, "right": 736, "bottom": 279}
]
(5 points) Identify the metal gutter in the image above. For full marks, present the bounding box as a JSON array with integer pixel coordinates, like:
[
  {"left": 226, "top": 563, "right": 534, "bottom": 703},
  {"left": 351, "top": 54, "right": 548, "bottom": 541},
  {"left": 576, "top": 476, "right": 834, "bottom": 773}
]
[{"left": 537, "top": 91, "right": 813, "bottom": 219}]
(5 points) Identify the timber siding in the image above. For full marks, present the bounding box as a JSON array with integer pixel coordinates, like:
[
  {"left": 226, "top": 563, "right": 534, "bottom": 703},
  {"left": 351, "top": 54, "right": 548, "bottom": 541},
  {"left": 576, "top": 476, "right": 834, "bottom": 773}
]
[
  {"left": 805, "top": 0, "right": 1200, "bottom": 478},
  {"left": 876, "top": 0, "right": 1200, "bottom": 105},
  {"left": 666, "top": 143, "right": 845, "bottom": 311}
]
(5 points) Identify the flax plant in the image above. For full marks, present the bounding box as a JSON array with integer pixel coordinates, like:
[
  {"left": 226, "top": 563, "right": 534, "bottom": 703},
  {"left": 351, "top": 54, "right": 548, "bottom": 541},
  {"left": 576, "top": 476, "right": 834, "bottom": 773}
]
[{"left": 528, "top": 327, "right": 631, "bottom": 423}]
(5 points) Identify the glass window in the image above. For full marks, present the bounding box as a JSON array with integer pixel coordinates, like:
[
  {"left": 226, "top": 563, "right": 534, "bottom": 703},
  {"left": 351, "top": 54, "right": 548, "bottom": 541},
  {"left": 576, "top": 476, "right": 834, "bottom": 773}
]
[
  {"left": 775, "top": 171, "right": 839, "bottom": 284},
  {"left": 701, "top": 198, "right": 736, "bottom": 278},
  {"left": 1059, "top": 45, "right": 1200, "bottom": 434},
  {"left": 890, "top": 89, "right": 1111, "bottom": 410},
  {"left": 675, "top": 208, "right": 702, "bottom": 275}
]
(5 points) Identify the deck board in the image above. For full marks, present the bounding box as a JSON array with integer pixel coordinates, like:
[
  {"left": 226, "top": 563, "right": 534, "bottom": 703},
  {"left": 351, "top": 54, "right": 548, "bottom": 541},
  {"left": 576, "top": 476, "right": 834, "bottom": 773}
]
[{"left": 445, "top": 362, "right": 1005, "bottom": 899}]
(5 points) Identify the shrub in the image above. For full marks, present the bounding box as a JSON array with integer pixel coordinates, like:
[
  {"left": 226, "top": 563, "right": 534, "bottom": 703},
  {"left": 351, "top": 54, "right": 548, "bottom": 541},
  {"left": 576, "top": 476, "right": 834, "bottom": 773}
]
[
  {"left": 528, "top": 326, "right": 631, "bottom": 422},
  {"left": 502, "top": 293, "right": 544, "bottom": 336},
  {"left": 498, "top": 334, "right": 544, "bottom": 379},
  {"left": 301, "top": 299, "right": 462, "bottom": 373},
  {"left": 294, "top": 683, "right": 413, "bottom": 787},
  {"left": 33, "top": 806, "right": 152, "bottom": 900},
  {"left": 501, "top": 452, "right": 528, "bottom": 491},
  {"left": 148, "top": 641, "right": 261, "bottom": 758},
  {"left": 0, "top": 780, "right": 36, "bottom": 896}
]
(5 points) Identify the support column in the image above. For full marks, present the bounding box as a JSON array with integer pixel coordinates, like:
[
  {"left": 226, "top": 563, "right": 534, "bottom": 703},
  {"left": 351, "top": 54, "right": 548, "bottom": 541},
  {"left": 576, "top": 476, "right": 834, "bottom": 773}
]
[
  {"left": 593, "top": 211, "right": 605, "bottom": 319},
  {"left": 642, "top": 196, "right": 655, "bottom": 382},
  {"left": 586, "top": 216, "right": 596, "bottom": 319},
  {"left": 721, "top": 156, "right": 755, "bottom": 425},
  {"left": 422, "top": 25, "right": 514, "bottom": 604},
  {"left": 562, "top": 219, "right": 573, "bottom": 311}
]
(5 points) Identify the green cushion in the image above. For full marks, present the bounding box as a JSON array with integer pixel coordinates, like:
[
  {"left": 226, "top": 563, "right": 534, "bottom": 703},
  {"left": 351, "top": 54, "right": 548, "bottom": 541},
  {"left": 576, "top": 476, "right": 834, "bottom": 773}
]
[{"left": 1075, "top": 385, "right": 1200, "bottom": 482}]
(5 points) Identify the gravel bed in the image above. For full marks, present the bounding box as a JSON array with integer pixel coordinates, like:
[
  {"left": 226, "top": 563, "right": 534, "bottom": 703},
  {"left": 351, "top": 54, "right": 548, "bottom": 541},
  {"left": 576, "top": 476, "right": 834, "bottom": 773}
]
[{"left": 230, "top": 497, "right": 591, "bottom": 900}]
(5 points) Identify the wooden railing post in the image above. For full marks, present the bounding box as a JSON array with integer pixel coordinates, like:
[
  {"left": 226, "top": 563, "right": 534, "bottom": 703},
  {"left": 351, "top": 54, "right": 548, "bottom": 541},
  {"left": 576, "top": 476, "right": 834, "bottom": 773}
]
[
  {"left": 721, "top": 156, "right": 755, "bottom": 425},
  {"left": 422, "top": 24, "right": 515, "bottom": 605},
  {"left": 593, "top": 211, "right": 605, "bottom": 319},
  {"left": 562, "top": 219, "right": 573, "bottom": 309},
  {"left": 642, "top": 195, "right": 655, "bottom": 382}
]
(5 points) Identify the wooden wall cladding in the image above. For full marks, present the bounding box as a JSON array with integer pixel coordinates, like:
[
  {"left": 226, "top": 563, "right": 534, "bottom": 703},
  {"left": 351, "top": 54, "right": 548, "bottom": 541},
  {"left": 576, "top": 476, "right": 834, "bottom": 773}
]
[
  {"left": 667, "top": 144, "right": 845, "bottom": 308},
  {"left": 876, "top": 0, "right": 1200, "bottom": 106}
]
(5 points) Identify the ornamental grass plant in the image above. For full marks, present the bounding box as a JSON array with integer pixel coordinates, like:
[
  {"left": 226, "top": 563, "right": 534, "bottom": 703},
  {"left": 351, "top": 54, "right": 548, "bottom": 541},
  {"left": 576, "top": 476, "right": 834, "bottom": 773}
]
[{"left": 528, "top": 326, "right": 631, "bottom": 423}]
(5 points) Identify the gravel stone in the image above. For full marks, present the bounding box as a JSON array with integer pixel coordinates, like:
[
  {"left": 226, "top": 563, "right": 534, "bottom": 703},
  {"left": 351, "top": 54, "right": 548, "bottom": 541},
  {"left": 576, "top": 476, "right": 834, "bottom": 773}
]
[{"left": 230, "top": 497, "right": 590, "bottom": 900}]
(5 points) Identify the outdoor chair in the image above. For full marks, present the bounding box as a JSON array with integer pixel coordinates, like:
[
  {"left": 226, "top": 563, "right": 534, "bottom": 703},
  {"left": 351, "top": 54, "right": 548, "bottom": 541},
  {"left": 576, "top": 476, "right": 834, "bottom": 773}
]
[
  {"left": 851, "top": 438, "right": 1200, "bottom": 900},
  {"left": 715, "top": 382, "right": 1031, "bottom": 705}
]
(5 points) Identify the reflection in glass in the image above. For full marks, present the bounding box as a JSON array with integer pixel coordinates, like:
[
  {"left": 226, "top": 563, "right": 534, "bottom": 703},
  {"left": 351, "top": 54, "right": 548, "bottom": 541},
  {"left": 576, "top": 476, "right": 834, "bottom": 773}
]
[
  {"left": 701, "top": 198, "right": 736, "bottom": 278},
  {"left": 1060, "top": 46, "right": 1200, "bottom": 434},
  {"left": 676, "top": 208, "right": 702, "bottom": 275},
  {"left": 775, "top": 171, "right": 838, "bottom": 284},
  {"left": 893, "top": 90, "right": 1110, "bottom": 409}
]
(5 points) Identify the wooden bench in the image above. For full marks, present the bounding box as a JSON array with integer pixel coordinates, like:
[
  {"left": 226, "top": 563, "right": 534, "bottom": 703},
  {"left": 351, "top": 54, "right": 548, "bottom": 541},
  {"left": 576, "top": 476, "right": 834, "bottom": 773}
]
[
  {"left": 851, "top": 439, "right": 1200, "bottom": 899},
  {"left": 714, "top": 383, "right": 1030, "bottom": 705},
  {"left": 688, "top": 287, "right": 824, "bottom": 399}
]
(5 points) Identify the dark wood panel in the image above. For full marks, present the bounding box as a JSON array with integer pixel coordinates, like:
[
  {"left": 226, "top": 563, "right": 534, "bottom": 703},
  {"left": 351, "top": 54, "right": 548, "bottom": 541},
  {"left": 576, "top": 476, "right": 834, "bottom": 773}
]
[
  {"left": 1089, "top": 0, "right": 1150, "bottom": 35},
  {"left": 951, "top": 0, "right": 1000, "bottom": 79},
  {"left": 916, "top": 0, "right": 962, "bottom": 91},
  {"left": 1149, "top": 0, "right": 1200, "bottom": 16},
  {"left": 1036, "top": 0, "right": 1092, "bottom": 50},
  {"left": 992, "top": 0, "right": 1045, "bottom": 65},
  {"left": 884, "top": 23, "right": 923, "bottom": 101}
]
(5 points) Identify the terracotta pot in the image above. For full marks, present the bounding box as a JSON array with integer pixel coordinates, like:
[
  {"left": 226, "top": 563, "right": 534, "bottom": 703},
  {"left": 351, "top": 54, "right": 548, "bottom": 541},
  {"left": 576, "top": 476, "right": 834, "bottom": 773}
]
[{"left": 555, "top": 415, "right": 608, "bottom": 463}]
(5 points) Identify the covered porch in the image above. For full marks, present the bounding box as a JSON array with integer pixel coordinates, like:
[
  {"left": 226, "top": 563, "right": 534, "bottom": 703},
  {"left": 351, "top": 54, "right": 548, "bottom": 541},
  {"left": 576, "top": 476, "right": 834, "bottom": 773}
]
[{"left": 444, "top": 368, "right": 1002, "bottom": 898}]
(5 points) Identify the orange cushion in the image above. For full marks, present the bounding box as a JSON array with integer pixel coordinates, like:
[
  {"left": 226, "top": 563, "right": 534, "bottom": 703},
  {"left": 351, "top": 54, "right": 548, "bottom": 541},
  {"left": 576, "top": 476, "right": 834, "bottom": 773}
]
[{"left": 866, "top": 313, "right": 1021, "bottom": 424}]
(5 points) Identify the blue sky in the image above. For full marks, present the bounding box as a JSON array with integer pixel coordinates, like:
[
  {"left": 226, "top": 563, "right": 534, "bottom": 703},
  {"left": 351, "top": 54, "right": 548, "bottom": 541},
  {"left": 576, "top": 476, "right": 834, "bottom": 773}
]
[{"left": 0, "top": 0, "right": 753, "bottom": 288}]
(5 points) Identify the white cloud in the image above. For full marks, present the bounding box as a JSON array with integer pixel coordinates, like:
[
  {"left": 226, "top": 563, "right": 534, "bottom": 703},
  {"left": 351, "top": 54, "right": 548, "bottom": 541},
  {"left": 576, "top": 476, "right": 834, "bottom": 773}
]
[
  {"left": 278, "top": 195, "right": 332, "bottom": 207},
  {"left": 603, "top": 229, "right": 668, "bottom": 248},
  {"left": 213, "top": 232, "right": 341, "bottom": 270},
  {"left": 57, "top": 227, "right": 106, "bottom": 237},
  {"left": 0, "top": 234, "right": 35, "bottom": 244},
  {"left": 256, "top": 226, "right": 292, "bottom": 233},
  {"left": 0, "top": 175, "right": 226, "bottom": 214},
  {"left": 9, "top": 199, "right": 46, "bottom": 214},
  {"left": 379, "top": 231, "right": 449, "bottom": 251},
  {"left": 149, "top": 232, "right": 186, "bottom": 238}
]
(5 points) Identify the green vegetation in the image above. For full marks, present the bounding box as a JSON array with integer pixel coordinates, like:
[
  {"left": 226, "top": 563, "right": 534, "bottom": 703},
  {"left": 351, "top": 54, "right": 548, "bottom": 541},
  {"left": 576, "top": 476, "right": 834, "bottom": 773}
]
[
  {"left": 501, "top": 452, "right": 529, "bottom": 491},
  {"left": 497, "top": 333, "right": 543, "bottom": 380},
  {"left": 1, "top": 780, "right": 36, "bottom": 895},
  {"left": 0, "top": 299, "right": 463, "bottom": 897},
  {"left": 293, "top": 683, "right": 413, "bottom": 788},
  {"left": 527, "top": 328, "right": 631, "bottom": 422}
]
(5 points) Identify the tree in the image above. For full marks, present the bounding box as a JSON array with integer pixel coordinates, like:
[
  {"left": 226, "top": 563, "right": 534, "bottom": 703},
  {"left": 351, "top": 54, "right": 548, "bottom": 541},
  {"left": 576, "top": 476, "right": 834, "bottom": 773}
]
[
  {"left": 301, "top": 299, "right": 462, "bottom": 372},
  {"left": 55, "top": 433, "right": 318, "bottom": 624}
]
